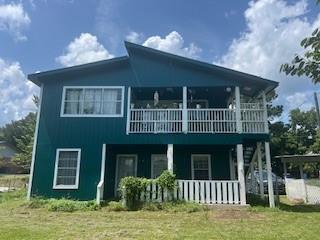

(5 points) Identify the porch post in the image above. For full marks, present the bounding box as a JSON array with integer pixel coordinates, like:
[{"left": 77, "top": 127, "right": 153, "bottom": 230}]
[
  {"left": 167, "top": 144, "right": 174, "bottom": 174},
  {"left": 257, "top": 142, "right": 264, "bottom": 199},
  {"left": 265, "top": 141, "right": 275, "bottom": 208},
  {"left": 237, "top": 144, "right": 246, "bottom": 205},
  {"left": 299, "top": 163, "right": 304, "bottom": 179},
  {"left": 96, "top": 144, "right": 106, "bottom": 204},
  {"left": 262, "top": 91, "right": 269, "bottom": 133},
  {"left": 182, "top": 87, "right": 188, "bottom": 133},
  {"left": 235, "top": 86, "right": 242, "bottom": 133},
  {"left": 126, "top": 87, "right": 131, "bottom": 135}
]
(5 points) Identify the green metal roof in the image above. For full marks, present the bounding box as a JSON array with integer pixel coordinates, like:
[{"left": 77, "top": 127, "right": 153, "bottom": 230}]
[{"left": 28, "top": 41, "right": 278, "bottom": 95}]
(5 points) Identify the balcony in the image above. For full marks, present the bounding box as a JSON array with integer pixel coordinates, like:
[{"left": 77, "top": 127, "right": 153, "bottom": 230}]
[{"left": 127, "top": 87, "right": 268, "bottom": 134}]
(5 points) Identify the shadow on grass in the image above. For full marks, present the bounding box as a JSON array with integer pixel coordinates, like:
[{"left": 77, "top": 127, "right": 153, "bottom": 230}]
[{"left": 247, "top": 193, "right": 320, "bottom": 213}]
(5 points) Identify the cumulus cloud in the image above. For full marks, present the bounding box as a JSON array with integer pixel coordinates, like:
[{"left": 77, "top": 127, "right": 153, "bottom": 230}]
[
  {"left": 0, "top": 3, "right": 30, "bottom": 41},
  {"left": 126, "top": 31, "right": 144, "bottom": 43},
  {"left": 56, "top": 33, "right": 114, "bottom": 67},
  {"left": 142, "top": 31, "right": 202, "bottom": 58},
  {"left": 0, "top": 58, "right": 38, "bottom": 126},
  {"left": 216, "top": 0, "right": 320, "bottom": 117}
]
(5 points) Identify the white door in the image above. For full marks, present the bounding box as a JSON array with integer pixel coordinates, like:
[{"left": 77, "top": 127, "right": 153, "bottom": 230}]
[{"left": 115, "top": 155, "right": 137, "bottom": 195}]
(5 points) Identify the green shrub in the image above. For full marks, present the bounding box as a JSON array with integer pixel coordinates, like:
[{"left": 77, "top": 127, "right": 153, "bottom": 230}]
[
  {"left": 107, "top": 201, "right": 125, "bottom": 211},
  {"left": 46, "top": 199, "right": 99, "bottom": 212},
  {"left": 155, "top": 170, "right": 176, "bottom": 190},
  {"left": 26, "top": 198, "right": 48, "bottom": 209},
  {"left": 119, "top": 176, "right": 150, "bottom": 210}
]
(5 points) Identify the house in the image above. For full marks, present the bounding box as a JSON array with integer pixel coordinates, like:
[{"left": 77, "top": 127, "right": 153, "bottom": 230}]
[{"left": 27, "top": 42, "right": 278, "bottom": 207}]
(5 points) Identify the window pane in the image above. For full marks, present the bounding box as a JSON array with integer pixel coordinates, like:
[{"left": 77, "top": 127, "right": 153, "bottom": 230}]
[
  {"left": 103, "top": 89, "right": 121, "bottom": 101},
  {"left": 103, "top": 102, "right": 116, "bottom": 114},
  {"left": 65, "top": 89, "right": 83, "bottom": 101},
  {"left": 64, "top": 102, "right": 81, "bottom": 114},
  {"left": 193, "top": 155, "right": 210, "bottom": 180},
  {"left": 55, "top": 150, "right": 79, "bottom": 187}
]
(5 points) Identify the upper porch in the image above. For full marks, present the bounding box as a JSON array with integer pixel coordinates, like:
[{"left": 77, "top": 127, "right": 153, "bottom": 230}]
[{"left": 126, "top": 86, "right": 268, "bottom": 135}]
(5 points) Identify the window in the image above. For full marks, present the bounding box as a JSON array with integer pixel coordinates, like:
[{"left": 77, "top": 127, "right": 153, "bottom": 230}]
[
  {"left": 151, "top": 154, "right": 168, "bottom": 178},
  {"left": 191, "top": 154, "right": 211, "bottom": 180},
  {"left": 53, "top": 149, "right": 81, "bottom": 189},
  {"left": 61, "top": 87, "right": 124, "bottom": 117}
]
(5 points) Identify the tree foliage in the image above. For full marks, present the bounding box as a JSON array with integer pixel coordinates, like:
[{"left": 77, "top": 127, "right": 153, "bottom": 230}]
[{"left": 280, "top": 27, "right": 320, "bottom": 83}]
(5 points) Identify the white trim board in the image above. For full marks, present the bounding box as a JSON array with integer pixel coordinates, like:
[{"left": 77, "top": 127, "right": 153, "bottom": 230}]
[
  {"left": 60, "top": 86, "right": 125, "bottom": 117},
  {"left": 53, "top": 148, "right": 81, "bottom": 189},
  {"left": 27, "top": 84, "right": 43, "bottom": 200},
  {"left": 191, "top": 154, "right": 212, "bottom": 180}
]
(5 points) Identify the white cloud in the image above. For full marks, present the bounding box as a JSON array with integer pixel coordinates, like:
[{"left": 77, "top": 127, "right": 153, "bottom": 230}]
[
  {"left": 126, "top": 31, "right": 144, "bottom": 44},
  {"left": 216, "top": 0, "right": 320, "bottom": 118},
  {"left": 142, "top": 31, "right": 202, "bottom": 58},
  {"left": 0, "top": 3, "right": 30, "bottom": 41},
  {"left": 56, "top": 33, "right": 114, "bottom": 67},
  {"left": 0, "top": 58, "right": 38, "bottom": 126}
]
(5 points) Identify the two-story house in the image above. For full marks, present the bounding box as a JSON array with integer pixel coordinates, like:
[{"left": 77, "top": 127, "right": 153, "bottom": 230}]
[{"left": 27, "top": 42, "right": 278, "bottom": 207}]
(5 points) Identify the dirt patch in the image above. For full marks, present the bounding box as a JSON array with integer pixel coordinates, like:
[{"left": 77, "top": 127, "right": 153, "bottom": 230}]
[{"left": 208, "top": 209, "right": 265, "bottom": 221}]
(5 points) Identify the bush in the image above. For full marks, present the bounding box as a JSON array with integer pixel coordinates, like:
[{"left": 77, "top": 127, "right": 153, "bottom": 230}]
[
  {"left": 47, "top": 199, "right": 100, "bottom": 212},
  {"left": 155, "top": 170, "right": 176, "bottom": 191}
]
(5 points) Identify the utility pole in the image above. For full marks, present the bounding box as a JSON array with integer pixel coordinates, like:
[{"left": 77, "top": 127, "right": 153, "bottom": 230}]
[{"left": 314, "top": 92, "right": 320, "bottom": 128}]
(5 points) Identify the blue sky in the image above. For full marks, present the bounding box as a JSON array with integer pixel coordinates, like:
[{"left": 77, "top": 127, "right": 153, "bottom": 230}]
[{"left": 0, "top": 0, "right": 319, "bottom": 126}]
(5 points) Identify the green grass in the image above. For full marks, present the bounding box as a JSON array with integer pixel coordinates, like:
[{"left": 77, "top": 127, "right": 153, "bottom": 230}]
[{"left": 1, "top": 190, "right": 320, "bottom": 240}]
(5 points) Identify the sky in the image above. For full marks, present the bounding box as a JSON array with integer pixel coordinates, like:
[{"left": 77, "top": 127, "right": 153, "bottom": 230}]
[{"left": 0, "top": 0, "right": 319, "bottom": 126}]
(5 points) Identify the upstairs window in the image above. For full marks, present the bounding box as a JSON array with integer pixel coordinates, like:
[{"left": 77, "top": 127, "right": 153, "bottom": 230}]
[
  {"left": 53, "top": 149, "right": 81, "bottom": 189},
  {"left": 61, "top": 87, "right": 124, "bottom": 117}
]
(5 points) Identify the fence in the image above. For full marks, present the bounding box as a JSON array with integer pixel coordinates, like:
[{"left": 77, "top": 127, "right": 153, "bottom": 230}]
[
  {"left": 285, "top": 178, "right": 320, "bottom": 204},
  {"left": 139, "top": 180, "right": 240, "bottom": 205}
]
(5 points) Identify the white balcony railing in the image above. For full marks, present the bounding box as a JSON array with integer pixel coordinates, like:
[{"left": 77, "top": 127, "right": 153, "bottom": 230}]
[{"left": 128, "top": 104, "right": 267, "bottom": 134}]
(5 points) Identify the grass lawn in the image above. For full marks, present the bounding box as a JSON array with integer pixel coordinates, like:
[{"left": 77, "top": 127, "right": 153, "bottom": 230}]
[{"left": 1, "top": 191, "right": 320, "bottom": 240}]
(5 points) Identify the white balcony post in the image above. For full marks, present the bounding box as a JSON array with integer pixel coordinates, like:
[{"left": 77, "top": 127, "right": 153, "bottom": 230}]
[
  {"left": 265, "top": 141, "right": 275, "bottom": 208},
  {"left": 126, "top": 87, "right": 131, "bottom": 135},
  {"left": 182, "top": 86, "right": 188, "bottom": 133},
  {"left": 235, "top": 86, "right": 242, "bottom": 133},
  {"left": 262, "top": 91, "right": 269, "bottom": 133},
  {"left": 167, "top": 144, "right": 174, "bottom": 173},
  {"left": 236, "top": 144, "right": 246, "bottom": 205},
  {"left": 257, "top": 142, "right": 264, "bottom": 199}
]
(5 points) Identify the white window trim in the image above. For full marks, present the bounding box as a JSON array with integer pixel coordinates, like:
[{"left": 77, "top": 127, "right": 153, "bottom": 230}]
[
  {"left": 60, "top": 86, "right": 125, "bottom": 117},
  {"left": 151, "top": 154, "right": 167, "bottom": 179},
  {"left": 191, "top": 154, "right": 212, "bottom": 180},
  {"left": 53, "top": 148, "right": 81, "bottom": 189},
  {"left": 114, "top": 154, "right": 138, "bottom": 195}
]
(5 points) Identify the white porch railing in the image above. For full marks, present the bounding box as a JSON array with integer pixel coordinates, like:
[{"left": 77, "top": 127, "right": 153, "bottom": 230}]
[
  {"left": 139, "top": 180, "right": 240, "bottom": 205},
  {"left": 128, "top": 105, "right": 267, "bottom": 134},
  {"left": 188, "top": 109, "right": 237, "bottom": 133},
  {"left": 129, "top": 109, "right": 182, "bottom": 133}
]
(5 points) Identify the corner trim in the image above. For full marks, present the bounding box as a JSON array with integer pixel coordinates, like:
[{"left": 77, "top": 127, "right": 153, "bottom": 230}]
[{"left": 27, "top": 84, "right": 43, "bottom": 200}]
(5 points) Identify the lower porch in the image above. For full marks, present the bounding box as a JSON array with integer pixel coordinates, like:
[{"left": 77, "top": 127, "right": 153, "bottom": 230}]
[{"left": 97, "top": 143, "right": 275, "bottom": 207}]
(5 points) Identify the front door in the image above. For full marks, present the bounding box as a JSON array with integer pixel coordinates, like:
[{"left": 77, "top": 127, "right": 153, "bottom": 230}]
[{"left": 115, "top": 155, "right": 137, "bottom": 195}]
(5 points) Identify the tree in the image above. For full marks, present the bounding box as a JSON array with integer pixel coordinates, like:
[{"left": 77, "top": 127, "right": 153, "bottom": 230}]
[
  {"left": 280, "top": 23, "right": 320, "bottom": 83},
  {"left": 0, "top": 95, "right": 38, "bottom": 170}
]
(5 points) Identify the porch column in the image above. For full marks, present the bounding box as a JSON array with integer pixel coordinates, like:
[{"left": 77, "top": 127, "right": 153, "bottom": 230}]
[
  {"left": 257, "top": 142, "right": 264, "bottom": 199},
  {"left": 265, "top": 142, "right": 275, "bottom": 208},
  {"left": 167, "top": 144, "right": 174, "bottom": 174},
  {"left": 262, "top": 91, "right": 269, "bottom": 133},
  {"left": 182, "top": 87, "right": 188, "bottom": 133},
  {"left": 235, "top": 86, "right": 242, "bottom": 133},
  {"left": 126, "top": 87, "right": 131, "bottom": 135},
  {"left": 299, "top": 163, "right": 304, "bottom": 179},
  {"left": 237, "top": 144, "right": 246, "bottom": 205},
  {"left": 283, "top": 159, "right": 287, "bottom": 178}
]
